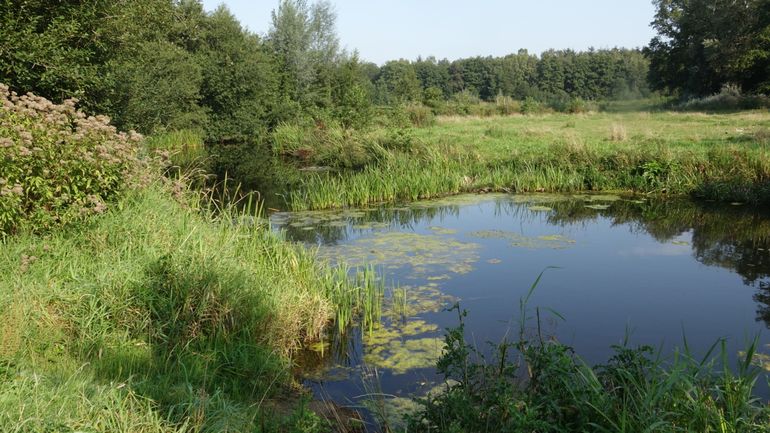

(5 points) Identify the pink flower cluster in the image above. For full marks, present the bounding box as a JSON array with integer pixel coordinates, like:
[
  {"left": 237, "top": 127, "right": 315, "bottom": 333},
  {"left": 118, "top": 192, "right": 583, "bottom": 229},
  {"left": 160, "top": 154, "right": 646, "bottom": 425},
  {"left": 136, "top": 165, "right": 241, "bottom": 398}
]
[{"left": 0, "top": 84, "right": 145, "bottom": 235}]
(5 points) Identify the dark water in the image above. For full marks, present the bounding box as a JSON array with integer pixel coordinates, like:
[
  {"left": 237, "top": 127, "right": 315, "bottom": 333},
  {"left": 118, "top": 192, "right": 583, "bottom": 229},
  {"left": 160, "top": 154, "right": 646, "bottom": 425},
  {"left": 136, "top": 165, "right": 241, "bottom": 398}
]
[{"left": 270, "top": 193, "right": 770, "bottom": 422}]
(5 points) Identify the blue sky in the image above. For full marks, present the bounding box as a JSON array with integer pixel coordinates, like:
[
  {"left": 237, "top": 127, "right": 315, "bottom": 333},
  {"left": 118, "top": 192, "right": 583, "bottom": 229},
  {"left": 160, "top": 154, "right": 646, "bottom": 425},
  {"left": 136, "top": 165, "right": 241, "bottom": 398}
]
[{"left": 201, "top": 1, "right": 657, "bottom": 64}]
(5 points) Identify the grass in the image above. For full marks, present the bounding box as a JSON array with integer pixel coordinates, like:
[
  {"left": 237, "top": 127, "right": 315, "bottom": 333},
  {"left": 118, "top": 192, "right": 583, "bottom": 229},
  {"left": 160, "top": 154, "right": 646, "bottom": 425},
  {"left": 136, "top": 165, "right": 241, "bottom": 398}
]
[
  {"left": 0, "top": 180, "right": 381, "bottom": 432},
  {"left": 286, "top": 110, "right": 770, "bottom": 210}
]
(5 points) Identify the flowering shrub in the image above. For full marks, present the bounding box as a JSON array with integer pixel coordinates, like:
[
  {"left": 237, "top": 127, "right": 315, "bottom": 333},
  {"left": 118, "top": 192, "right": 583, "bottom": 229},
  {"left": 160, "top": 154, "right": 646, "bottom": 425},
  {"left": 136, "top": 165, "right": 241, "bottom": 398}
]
[{"left": 0, "top": 84, "right": 142, "bottom": 236}]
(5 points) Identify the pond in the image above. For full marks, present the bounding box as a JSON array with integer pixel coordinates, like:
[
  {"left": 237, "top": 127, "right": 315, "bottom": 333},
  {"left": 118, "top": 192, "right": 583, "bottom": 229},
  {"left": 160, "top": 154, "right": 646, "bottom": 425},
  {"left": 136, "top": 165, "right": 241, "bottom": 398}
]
[{"left": 270, "top": 193, "right": 770, "bottom": 424}]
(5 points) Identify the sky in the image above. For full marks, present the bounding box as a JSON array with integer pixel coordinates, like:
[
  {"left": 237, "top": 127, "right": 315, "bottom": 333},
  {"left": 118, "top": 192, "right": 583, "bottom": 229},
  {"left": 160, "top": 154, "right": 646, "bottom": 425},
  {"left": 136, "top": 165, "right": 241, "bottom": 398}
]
[{"left": 201, "top": 0, "right": 657, "bottom": 65}]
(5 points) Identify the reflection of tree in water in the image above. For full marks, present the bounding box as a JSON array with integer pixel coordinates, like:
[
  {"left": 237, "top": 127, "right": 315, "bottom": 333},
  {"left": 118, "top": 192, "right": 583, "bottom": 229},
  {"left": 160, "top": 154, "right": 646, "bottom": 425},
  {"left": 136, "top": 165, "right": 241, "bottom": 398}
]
[
  {"left": 274, "top": 204, "right": 462, "bottom": 245},
  {"left": 545, "top": 197, "right": 770, "bottom": 327},
  {"left": 277, "top": 193, "right": 770, "bottom": 327}
]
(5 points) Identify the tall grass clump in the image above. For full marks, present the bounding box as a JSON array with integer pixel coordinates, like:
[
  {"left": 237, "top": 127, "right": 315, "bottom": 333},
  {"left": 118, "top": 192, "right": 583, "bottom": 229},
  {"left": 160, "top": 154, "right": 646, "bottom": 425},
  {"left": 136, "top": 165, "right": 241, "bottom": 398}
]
[
  {"left": 272, "top": 121, "right": 385, "bottom": 170},
  {"left": 144, "top": 128, "right": 207, "bottom": 172},
  {"left": 0, "top": 83, "right": 144, "bottom": 236}
]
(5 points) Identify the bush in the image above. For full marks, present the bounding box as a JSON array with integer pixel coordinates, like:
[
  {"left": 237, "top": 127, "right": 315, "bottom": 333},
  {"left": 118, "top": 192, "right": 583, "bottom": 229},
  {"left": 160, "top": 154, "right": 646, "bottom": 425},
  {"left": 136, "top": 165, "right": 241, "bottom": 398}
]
[
  {"left": 0, "top": 84, "right": 143, "bottom": 236},
  {"left": 521, "top": 96, "right": 546, "bottom": 115},
  {"left": 678, "top": 84, "right": 770, "bottom": 111},
  {"left": 272, "top": 122, "right": 384, "bottom": 170},
  {"left": 405, "top": 104, "right": 436, "bottom": 127},
  {"left": 565, "top": 97, "right": 597, "bottom": 114}
]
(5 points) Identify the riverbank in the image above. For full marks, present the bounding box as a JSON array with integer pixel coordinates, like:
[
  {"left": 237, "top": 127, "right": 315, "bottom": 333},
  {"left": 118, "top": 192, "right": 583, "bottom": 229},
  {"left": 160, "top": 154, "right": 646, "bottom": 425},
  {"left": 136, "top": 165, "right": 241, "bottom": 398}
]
[
  {"left": 285, "top": 111, "right": 770, "bottom": 210},
  {"left": 0, "top": 181, "right": 382, "bottom": 432}
]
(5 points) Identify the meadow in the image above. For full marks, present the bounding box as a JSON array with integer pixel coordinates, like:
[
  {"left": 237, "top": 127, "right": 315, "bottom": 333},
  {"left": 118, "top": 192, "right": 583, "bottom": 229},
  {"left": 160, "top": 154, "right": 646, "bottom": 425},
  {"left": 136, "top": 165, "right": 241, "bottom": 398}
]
[{"left": 286, "top": 110, "right": 770, "bottom": 211}]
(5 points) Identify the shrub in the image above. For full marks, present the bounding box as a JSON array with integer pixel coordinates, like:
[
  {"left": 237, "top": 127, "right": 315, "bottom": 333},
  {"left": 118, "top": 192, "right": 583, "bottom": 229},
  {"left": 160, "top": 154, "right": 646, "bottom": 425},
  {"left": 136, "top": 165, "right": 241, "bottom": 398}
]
[
  {"left": 678, "top": 84, "right": 770, "bottom": 111},
  {"left": 0, "top": 84, "right": 142, "bottom": 236},
  {"left": 565, "top": 97, "right": 597, "bottom": 114},
  {"left": 495, "top": 95, "right": 521, "bottom": 116},
  {"left": 521, "top": 96, "right": 545, "bottom": 115},
  {"left": 405, "top": 104, "right": 436, "bottom": 127}
]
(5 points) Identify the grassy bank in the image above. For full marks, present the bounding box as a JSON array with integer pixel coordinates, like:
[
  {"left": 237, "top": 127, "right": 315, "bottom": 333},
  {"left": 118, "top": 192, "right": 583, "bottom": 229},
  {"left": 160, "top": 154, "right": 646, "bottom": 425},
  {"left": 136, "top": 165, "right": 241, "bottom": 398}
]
[
  {"left": 0, "top": 181, "right": 380, "bottom": 432},
  {"left": 286, "top": 111, "right": 770, "bottom": 210}
]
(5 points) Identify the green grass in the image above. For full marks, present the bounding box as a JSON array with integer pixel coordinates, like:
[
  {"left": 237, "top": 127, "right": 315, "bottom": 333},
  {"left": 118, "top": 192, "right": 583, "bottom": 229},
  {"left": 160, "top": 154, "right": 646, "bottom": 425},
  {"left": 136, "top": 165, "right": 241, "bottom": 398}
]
[
  {"left": 144, "top": 129, "right": 209, "bottom": 175},
  {"left": 0, "top": 181, "right": 379, "bottom": 432},
  {"left": 287, "top": 110, "right": 770, "bottom": 210}
]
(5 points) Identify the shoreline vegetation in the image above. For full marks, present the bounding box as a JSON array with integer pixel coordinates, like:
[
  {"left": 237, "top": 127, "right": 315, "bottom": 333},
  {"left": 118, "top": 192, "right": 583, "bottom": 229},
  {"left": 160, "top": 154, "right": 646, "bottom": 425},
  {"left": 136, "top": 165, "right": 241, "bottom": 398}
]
[
  {"left": 278, "top": 108, "right": 770, "bottom": 211},
  {"left": 3, "top": 0, "right": 770, "bottom": 430},
  {"left": 4, "top": 87, "right": 770, "bottom": 432}
]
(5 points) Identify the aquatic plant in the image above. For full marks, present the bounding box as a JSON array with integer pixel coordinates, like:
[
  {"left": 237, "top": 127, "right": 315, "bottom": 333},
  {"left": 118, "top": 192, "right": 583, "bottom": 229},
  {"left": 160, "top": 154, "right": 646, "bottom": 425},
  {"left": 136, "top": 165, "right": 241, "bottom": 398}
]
[{"left": 407, "top": 283, "right": 770, "bottom": 433}]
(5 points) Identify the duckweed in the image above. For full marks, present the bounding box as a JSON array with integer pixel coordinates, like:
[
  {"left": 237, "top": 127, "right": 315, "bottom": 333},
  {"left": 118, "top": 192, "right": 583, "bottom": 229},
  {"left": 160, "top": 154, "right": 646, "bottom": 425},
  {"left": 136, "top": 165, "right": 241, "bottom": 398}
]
[
  {"left": 470, "top": 230, "right": 576, "bottom": 249},
  {"left": 317, "top": 232, "right": 481, "bottom": 276},
  {"left": 364, "top": 336, "right": 444, "bottom": 374},
  {"left": 428, "top": 226, "right": 458, "bottom": 235}
]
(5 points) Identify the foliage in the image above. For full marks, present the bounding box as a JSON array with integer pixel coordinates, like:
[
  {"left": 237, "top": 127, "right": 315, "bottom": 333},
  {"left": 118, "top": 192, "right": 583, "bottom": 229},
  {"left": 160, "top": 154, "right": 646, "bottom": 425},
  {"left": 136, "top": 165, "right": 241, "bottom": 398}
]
[
  {"left": 646, "top": 0, "right": 770, "bottom": 96},
  {"left": 374, "top": 60, "right": 422, "bottom": 105},
  {"left": 677, "top": 84, "right": 770, "bottom": 112},
  {"left": 0, "top": 85, "right": 142, "bottom": 236},
  {"left": 268, "top": 0, "right": 345, "bottom": 118},
  {"left": 0, "top": 0, "right": 173, "bottom": 114},
  {"left": 111, "top": 40, "right": 207, "bottom": 134},
  {"left": 197, "top": 7, "right": 279, "bottom": 144}
]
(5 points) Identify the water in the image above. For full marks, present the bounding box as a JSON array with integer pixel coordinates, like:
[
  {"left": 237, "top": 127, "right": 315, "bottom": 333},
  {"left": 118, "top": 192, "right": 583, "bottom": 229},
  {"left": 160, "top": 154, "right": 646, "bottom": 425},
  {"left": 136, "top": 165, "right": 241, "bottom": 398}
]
[{"left": 270, "top": 193, "right": 770, "bottom": 422}]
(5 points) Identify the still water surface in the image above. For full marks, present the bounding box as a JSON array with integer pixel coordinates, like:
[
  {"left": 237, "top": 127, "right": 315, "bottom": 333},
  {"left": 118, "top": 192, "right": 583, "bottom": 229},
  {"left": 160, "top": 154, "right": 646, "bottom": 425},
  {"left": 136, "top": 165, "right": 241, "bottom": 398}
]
[{"left": 270, "top": 193, "right": 770, "bottom": 419}]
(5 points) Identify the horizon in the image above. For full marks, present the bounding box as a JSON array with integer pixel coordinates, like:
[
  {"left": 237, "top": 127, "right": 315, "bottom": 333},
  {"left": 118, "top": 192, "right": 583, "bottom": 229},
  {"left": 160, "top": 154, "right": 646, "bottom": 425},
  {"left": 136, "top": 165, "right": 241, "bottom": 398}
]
[{"left": 201, "top": 0, "right": 658, "bottom": 65}]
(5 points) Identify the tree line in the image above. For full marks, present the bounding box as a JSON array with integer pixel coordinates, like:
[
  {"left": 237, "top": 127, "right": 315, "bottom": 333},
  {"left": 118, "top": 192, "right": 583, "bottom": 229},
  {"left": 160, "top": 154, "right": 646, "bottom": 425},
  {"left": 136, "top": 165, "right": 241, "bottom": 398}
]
[
  {"left": 0, "top": 0, "right": 768, "bottom": 142},
  {"left": 369, "top": 49, "right": 651, "bottom": 106}
]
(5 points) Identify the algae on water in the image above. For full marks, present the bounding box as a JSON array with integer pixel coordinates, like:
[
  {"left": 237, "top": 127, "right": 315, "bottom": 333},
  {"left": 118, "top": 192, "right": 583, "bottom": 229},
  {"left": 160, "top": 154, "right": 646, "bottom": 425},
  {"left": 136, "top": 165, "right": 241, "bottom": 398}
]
[
  {"left": 317, "top": 232, "right": 481, "bottom": 277},
  {"left": 470, "top": 230, "right": 576, "bottom": 249}
]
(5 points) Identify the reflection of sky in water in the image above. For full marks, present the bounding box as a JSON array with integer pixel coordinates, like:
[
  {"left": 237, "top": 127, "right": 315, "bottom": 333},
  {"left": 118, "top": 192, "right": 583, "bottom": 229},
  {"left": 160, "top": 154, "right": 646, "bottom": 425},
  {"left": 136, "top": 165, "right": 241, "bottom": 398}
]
[{"left": 271, "top": 193, "right": 770, "bottom": 416}]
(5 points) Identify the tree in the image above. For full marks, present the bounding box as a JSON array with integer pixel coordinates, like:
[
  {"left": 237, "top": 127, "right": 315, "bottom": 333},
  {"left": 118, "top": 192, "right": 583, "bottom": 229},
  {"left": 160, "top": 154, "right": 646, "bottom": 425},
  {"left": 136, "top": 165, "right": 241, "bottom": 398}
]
[
  {"left": 374, "top": 60, "right": 421, "bottom": 104},
  {"left": 0, "top": 0, "right": 173, "bottom": 114},
  {"left": 198, "top": 6, "right": 279, "bottom": 143},
  {"left": 268, "top": 0, "right": 341, "bottom": 111},
  {"left": 646, "top": 0, "right": 770, "bottom": 96},
  {"left": 331, "top": 55, "right": 373, "bottom": 128},
  {"left": 111, "top": 40, "right": 206, "bottom": 134}
]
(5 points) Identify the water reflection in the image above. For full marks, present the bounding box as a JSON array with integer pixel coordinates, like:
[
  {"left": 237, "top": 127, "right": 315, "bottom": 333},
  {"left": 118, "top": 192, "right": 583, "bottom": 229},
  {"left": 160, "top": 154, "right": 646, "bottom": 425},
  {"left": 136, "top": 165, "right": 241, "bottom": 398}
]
[
  {"left": 274, "top": 194, "right": 770, "bottom": 328},
  {"left": 271, "top": 193, "right": 770, "bottom": 417}
]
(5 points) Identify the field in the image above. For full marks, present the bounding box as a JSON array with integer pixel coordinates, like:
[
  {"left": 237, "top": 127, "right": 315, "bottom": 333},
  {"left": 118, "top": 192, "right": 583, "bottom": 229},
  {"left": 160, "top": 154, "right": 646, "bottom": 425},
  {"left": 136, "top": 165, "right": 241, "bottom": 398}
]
[{"left": 287, "top": 110, "right": 770, "bottom": 210}]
